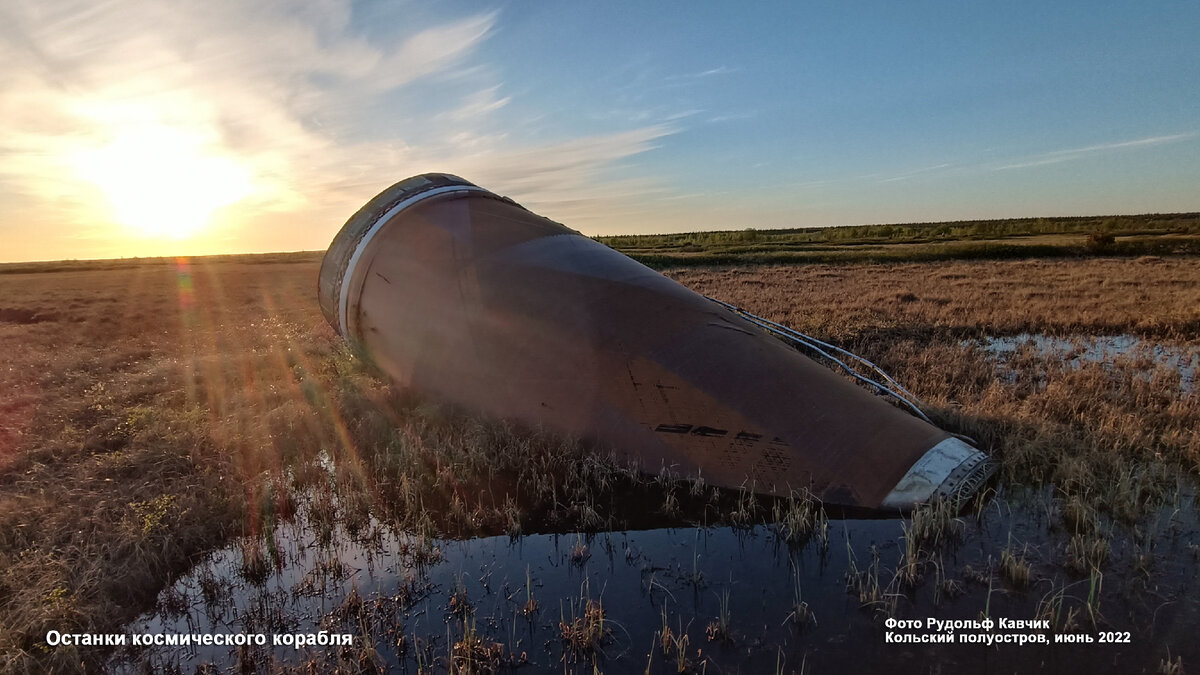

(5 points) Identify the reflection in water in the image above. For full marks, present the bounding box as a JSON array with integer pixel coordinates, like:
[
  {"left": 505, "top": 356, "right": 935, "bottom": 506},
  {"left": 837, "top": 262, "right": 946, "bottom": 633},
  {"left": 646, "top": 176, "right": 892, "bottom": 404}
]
[{"left": 109, "top": 472, "right": 1198, "bottom": 673}]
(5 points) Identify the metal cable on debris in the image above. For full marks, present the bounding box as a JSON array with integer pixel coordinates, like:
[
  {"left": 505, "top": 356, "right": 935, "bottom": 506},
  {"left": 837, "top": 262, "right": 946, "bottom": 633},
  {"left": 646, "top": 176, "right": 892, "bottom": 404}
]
[{"left": 708, "top": 297, "right": 935, "bottom": 424}]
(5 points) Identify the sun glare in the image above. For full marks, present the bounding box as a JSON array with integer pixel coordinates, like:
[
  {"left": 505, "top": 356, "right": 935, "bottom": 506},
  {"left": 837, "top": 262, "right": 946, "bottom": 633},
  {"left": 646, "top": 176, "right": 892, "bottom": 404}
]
[{"left": 71, "top": 124, "right": 253, "bottom": 239}]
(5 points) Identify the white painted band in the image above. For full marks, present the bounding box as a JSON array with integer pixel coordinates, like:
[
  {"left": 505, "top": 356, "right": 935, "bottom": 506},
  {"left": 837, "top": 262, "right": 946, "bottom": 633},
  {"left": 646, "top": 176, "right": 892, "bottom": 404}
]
[
  {"left": 338, "top": 185, "right": 489, "bottom": 337},
  {"left": 880, "top": 436, "right": 984, "bottom": 510}
]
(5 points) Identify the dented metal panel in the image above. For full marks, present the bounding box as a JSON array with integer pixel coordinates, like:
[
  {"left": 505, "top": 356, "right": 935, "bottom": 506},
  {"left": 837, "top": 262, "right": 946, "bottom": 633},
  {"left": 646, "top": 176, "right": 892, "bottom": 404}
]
[{"left": 318, "top": 173, "right": 993, "bottom": 511}]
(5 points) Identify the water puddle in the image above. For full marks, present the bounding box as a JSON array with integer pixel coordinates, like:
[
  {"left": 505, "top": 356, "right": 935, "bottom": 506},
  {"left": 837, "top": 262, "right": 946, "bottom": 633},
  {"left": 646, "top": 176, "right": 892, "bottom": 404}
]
[
  {"left": 107, "top": 478, "right": 1200, "bottom": 673},
  {"left": 970, "top": 333, "right": 1198, "bottom": 392}
]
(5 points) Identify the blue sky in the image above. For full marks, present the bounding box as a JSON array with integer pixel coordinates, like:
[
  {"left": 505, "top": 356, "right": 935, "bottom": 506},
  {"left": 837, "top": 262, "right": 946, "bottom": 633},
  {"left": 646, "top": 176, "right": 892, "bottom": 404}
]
[{"left": 1, "top": 0, "right": 1197, "bottom": 261}]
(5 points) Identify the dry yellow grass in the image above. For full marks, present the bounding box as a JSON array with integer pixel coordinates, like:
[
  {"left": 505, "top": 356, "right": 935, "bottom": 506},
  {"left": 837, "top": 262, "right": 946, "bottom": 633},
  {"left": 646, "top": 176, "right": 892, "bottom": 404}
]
[
  {"left": 0, "top": 255, "right": 336, "bottom": 671},
  {"left": 1, "top": 252, "right": 1198, "bottom": 671},
  {"left": 668, "top": 257, "right": 1200, "bottom": 341},
  {"left": 0, "top": 253, "right": 641, "bottom": 672},
  {"left": 671, "top": 257, "right": 1200, "bottom": 515}
]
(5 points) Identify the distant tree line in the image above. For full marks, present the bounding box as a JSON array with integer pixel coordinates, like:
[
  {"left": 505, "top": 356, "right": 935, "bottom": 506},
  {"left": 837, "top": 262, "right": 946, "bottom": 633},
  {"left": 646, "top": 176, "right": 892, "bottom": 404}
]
[{"left": 596, "top": 213, "right": 1200, "bottom": 253}]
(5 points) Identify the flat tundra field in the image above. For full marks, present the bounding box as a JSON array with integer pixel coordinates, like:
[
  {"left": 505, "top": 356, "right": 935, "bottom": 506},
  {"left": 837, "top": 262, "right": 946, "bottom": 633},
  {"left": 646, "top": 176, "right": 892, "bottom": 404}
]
[{"left": 1, "top": 252, "right": 1198, "bottom": 673}]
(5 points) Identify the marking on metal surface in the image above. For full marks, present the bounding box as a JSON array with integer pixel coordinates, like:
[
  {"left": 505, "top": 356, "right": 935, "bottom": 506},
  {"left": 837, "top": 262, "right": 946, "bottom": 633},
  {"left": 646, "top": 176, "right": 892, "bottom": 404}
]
[
  {"left": 757, "top": 448, "right": 792, "bottom": 473},
  {"left": 655, "top": 425, "right": 769, "bottom": 443},
  {"left": 706, "top": 321, "right": 755, "bottom": 335},
  {"left": 625, "top": 365, "right": 641, "bottom": 391}
]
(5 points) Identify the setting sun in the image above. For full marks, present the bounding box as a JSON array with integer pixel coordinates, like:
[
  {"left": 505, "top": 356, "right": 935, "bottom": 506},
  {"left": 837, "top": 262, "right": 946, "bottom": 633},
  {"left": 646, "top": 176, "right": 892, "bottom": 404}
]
[{"left": 71, "top": 124, "right": 253, "bottom": 239}]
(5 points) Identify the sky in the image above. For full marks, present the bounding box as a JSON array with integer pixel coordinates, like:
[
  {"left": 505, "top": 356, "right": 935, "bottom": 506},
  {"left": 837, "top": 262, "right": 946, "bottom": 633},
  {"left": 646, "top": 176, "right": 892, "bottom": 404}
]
[{"left": 1, "top": 0, "right": 1198, "bottom": 262}]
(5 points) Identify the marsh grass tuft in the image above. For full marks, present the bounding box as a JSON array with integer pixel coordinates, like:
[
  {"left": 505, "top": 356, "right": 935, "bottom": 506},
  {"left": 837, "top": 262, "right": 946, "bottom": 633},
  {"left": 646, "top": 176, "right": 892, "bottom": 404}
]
[
  {"left": 907, "top": 499, "right": 965, "bottom": 550},
  {"left": 845, "top": 544, "right": 899, "bottom": 616},
  {"left": 705, "top": 587, "right": 732, "bottom": 642},
  {"left": 784, "top": 570, "right": 816, "bottom": 629},
  {"left": 520, "top": 565, "right": 539, "bottom": 618},
  {"left": 1065, "top": 531, "right": 1111, "bottom": 576},
  {"left": 238, "top": 537, "right": 271, "bottom": 585},
  {"left": 1158, "top": 651, "right": 1184, "bottom": 675},
  {"left": 448, "top": 575, "right": 473, "bottom": 618},
  {"left": 772, "top": 489, "right": 830, "bottom": 549},
  {"left": 451, "top": 616, "right": 510, "bottom": 675},
  {"left": 657, "top": 614, "right": 694, "bottom": 674},
  {"left": 1000, "top": 536, "right": 1032, "bottom": 589},
  {"left": 558, "top": 581, "right": 610, "bottom": 663},
  {"left": 569, "top": 537, "right": 591, "bottom": 566}
]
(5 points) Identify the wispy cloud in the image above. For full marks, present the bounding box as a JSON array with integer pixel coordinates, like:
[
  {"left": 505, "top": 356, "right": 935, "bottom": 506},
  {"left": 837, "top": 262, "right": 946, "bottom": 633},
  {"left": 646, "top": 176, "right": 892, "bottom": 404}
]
[
  {"left": 368, "top": 13, "right": 497, "bottom": 91},
  {"left": 995, "top": 133, "right": 1197, "bottom": 171},
  {"left": 879, "top": 163, "right": 954, "bottom": 183},
  {"left": 664, "top": 109, "right": 705, "bottom": 122},
  {"left": 458, "top": 125, "right": 676, "bottom": 225},
  {"left": 668, "top": 66, "right": 738, "bottom": 81},
  {"left": 707, "top": 112, "right": 756, "bottom": 124},
  {"left": 693, "top": 66, "right": 737, "bottom": 78},
  {"left": 0, "top": 0, "right": 676, "bottom": 258},
  {"left": 0, "top": 1, "right": 495, "bottom": 209},
  {"left": 439, "top": 85, "right": 512, "bottom": 123}
]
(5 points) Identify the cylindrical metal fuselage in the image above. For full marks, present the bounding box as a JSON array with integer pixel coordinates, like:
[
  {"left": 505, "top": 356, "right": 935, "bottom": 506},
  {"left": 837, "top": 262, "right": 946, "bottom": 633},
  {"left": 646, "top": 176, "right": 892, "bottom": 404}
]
[{"left": 319, "top": 174, "right": 990, "bottom": 511}]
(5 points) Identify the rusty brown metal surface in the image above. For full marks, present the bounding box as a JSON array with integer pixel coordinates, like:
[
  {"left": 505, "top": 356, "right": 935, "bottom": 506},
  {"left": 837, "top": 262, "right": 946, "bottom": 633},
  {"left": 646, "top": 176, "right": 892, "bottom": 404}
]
[{"left": 319, "top": 174, "right": 992, "bottom": 511}]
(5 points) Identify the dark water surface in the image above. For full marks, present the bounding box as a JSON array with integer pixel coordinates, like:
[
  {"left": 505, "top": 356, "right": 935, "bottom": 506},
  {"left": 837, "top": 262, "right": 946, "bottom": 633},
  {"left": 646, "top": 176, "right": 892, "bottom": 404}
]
[{"left": 110, "top": 479, "right": 1200, "bottom": 674}]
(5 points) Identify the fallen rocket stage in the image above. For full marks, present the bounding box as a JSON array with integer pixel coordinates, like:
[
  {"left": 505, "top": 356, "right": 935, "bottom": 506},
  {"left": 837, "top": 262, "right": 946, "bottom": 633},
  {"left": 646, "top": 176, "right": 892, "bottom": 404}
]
[{"left": 318, "top": 174, "right": 993, "bottom": 512}]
